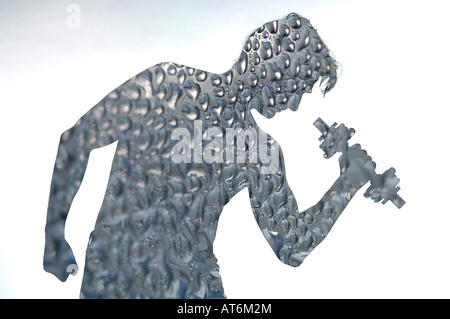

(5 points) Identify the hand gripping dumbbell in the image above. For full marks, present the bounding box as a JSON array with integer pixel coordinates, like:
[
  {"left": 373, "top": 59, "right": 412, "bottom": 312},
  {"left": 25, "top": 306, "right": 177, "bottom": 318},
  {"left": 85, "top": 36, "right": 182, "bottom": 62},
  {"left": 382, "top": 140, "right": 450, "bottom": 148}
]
[{"left": 313, "top": 117, "right": 405, "bottom": 209}]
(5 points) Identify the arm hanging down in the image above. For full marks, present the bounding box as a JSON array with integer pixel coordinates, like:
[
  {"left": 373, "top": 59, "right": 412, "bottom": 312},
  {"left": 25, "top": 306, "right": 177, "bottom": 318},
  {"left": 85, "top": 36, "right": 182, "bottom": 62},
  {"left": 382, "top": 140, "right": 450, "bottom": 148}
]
[
  {"left": 43, "top": 82, "right": 134, "bottom": 281},
  {"left": 247, "top": 123, "right": 379, "bottom": 267}
]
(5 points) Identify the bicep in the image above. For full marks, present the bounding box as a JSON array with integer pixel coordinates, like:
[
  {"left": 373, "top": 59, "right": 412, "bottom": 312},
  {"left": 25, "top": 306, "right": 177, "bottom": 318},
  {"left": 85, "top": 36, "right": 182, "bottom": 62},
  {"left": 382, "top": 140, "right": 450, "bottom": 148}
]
[
  {"left": 247, "top": 143, "right": 299, "bottom": 220},
  {"left": 247, "top": 146, "right": 305, "bottom": 263}
]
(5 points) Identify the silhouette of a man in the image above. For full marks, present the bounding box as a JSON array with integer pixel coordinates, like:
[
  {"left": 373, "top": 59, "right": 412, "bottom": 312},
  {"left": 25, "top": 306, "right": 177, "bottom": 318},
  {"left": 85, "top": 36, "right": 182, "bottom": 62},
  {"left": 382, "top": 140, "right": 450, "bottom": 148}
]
[{"left": 44, "top": 13, "right": 380, "bottom": 298}]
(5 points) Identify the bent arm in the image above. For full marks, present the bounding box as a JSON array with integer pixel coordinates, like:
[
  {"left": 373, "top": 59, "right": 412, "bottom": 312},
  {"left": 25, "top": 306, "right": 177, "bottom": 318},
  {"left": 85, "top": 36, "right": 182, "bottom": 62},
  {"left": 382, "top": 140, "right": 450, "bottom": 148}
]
[
  {"left": 248, "top": 144, "right": 374, "bottom": 267},
  {"left": 44, "top": 85, "right": 131, "bottom": 280}
]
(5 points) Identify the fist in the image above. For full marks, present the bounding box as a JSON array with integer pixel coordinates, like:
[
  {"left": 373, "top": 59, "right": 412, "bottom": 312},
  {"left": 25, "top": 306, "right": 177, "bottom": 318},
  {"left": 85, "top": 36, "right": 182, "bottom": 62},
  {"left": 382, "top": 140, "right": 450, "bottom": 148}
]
[
  {"left": 339, "top": 144, "right": 376, "bottom": 187},
  {"left": 43, "top": 238, "right": 77, "bottom": 282}
]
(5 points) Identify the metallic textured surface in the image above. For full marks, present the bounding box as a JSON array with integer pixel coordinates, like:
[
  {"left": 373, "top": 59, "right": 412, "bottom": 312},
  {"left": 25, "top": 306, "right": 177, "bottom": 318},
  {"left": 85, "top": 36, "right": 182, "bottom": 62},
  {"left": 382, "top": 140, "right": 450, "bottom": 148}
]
[{"left": 43, "top": 13, "right": 403, "bottom": 299}]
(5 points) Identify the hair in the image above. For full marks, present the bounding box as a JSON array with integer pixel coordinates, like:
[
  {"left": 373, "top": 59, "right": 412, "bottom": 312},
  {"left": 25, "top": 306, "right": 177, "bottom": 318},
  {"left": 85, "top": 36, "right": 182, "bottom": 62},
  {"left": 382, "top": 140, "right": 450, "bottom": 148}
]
[
  {"left": 288, "top": 12, "right": 340, "bottom": 96},
  {"left": 320, "top": 49, "right": 340, "bottom": 96}
]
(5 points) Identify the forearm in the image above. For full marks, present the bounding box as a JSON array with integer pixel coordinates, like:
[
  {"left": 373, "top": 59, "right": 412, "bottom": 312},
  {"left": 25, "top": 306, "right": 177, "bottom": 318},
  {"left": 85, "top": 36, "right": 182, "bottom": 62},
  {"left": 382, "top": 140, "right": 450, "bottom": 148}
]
[
  {"left": 254, "top": 178, "right": 363, "bottom": 268},
  {"left": 45, "top": 132, "right": 89, "bottom": 236},
  {"left": 291, "top": 174, "right": 365, "bottom": 260},
  {"left": 44, "top": 131, "right": 90, "bottom": 280},
  {"left": 253, "top": 147, "right": 374, "bottom": 267}
]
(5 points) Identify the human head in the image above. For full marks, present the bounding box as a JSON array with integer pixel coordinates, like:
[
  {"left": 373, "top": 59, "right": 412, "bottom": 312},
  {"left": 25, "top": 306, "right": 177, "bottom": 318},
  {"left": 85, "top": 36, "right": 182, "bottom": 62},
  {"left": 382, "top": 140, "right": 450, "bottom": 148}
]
[{"left": 232, "top": 13, "right": 339, "bottom": 118}]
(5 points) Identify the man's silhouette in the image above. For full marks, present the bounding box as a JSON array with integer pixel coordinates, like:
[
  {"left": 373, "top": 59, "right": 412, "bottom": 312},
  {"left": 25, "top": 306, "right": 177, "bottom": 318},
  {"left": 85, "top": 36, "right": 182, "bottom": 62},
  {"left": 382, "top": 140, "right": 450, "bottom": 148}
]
[{"left": 44, "top": 13, "right": 400, "bottom": 298}]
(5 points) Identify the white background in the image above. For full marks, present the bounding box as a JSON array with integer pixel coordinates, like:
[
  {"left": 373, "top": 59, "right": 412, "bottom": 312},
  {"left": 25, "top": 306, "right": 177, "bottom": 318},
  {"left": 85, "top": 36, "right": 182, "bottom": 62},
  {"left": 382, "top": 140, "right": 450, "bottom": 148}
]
[{"left": 1, "top": 0, "right": 449, "bottom": 298}]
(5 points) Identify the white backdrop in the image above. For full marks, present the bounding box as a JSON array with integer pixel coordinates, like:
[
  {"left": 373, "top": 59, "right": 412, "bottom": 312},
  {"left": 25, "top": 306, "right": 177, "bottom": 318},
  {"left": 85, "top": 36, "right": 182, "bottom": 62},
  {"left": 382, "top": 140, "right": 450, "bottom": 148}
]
[{"left": 1, "top": 0, "right": 449, "bottom": 298}]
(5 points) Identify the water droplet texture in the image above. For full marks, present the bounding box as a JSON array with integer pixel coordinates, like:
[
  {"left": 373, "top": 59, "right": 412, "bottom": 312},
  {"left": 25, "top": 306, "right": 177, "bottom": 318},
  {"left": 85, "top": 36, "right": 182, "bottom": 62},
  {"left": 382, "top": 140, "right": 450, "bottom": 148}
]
[
  {"left": 43, "top": 13, "right": 403, "bottom": 299},
  {"left": 231, "top": 13, "right": 338, "bottom": 115}
]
